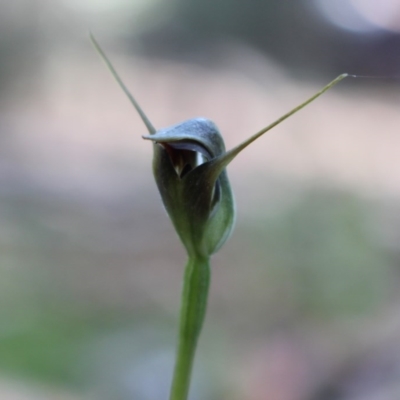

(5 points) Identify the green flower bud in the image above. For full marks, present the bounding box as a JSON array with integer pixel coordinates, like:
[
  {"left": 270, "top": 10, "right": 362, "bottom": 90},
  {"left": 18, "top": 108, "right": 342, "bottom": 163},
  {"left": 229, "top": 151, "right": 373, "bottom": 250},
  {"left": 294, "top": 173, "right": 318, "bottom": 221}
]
[{"left": 143, "top": 118, "right": 235, "bottom": 257}]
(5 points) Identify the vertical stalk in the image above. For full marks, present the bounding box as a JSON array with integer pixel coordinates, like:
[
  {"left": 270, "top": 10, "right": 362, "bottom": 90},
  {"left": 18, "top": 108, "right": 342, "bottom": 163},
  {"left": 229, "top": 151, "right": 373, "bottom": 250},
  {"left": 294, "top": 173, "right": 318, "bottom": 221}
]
[{"left": 169, "top": 255, "right": 211, "bottom": 400}]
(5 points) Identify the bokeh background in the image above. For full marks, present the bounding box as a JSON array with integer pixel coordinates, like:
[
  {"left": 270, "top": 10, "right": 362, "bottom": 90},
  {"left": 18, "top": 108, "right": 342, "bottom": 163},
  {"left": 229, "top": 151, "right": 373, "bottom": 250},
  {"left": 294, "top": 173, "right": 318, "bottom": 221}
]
[{"left": 1, "top": 1, "right": 400, "bottom": 399}]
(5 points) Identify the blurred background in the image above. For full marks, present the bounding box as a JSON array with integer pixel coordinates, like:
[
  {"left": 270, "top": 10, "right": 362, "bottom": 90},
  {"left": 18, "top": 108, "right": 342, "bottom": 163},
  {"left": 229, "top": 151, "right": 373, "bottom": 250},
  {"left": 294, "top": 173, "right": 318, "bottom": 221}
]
[{"left": 1, "top": 0, "right": 400, "bottom": 399}]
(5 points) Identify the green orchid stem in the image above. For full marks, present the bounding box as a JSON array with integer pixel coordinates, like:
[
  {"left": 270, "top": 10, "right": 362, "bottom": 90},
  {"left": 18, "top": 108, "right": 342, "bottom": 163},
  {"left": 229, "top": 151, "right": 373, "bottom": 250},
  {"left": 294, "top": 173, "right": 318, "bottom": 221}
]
[{"left": 170, "top": 255, "right": 211, "bottom": 400}]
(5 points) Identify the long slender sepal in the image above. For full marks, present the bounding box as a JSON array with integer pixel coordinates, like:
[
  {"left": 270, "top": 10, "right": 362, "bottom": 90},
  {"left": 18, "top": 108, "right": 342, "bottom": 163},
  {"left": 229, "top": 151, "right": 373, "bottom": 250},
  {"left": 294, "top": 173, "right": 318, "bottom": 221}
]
[
  {"left": 89, "top": 33, "right": 156, "bottom": 135},
  {"left": 169, "top": 255, "right": 211, "bottom": 400},
  {"left": 206, "top": 74, "right": 349, "bottom": 181}
]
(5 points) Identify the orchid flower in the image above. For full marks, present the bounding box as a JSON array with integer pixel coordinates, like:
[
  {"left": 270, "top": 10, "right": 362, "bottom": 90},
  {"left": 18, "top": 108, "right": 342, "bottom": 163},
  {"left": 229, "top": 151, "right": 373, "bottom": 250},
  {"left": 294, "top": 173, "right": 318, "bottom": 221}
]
[{"left": 91, "top": 34, "right": 347, "bottom": 400}]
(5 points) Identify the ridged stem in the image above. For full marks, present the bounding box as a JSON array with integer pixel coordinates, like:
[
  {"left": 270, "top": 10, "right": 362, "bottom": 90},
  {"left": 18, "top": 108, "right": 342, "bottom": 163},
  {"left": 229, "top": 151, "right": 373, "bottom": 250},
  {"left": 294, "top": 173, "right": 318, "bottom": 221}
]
[{"left": 169, "top": 255, "right": 211, "bottom": 400}]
